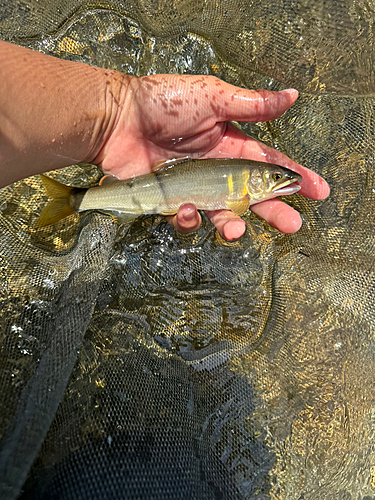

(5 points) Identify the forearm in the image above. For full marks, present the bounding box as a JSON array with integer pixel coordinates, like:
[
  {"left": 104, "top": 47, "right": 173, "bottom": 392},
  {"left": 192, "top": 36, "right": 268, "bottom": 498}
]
[{"left": 0, "top": 41, "right": 130, "bottom": 188}]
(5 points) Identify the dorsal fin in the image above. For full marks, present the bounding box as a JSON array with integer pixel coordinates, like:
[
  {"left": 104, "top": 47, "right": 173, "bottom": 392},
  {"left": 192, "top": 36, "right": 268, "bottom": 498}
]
[{"left": 151, "top": 157, "right": 191, "bottom": 173}]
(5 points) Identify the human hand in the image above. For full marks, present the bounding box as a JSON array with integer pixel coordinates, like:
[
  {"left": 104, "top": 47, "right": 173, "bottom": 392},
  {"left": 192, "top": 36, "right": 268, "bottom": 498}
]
[
  {"left": 0, "top": 42, "right": 328, "bottom": 239},
  {"left": 93, "top": 75, "right": 329, "bottom": 241}
]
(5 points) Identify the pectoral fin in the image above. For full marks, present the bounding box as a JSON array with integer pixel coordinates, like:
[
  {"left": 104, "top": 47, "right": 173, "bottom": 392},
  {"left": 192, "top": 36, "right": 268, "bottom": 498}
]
[{"left": 225, "top": 198, "right": 250, "bottom": 215}]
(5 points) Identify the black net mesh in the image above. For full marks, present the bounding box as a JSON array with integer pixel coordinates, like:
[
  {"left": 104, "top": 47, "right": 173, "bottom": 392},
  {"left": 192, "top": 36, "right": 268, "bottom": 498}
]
[{"left": 1, "top": 1, "right": 375, "bottom": 499}]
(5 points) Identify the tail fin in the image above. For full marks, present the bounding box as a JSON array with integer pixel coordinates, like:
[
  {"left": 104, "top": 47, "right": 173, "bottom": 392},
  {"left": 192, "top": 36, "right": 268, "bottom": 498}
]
[{"left": 37, "top": 175, "right": 76, "bottom": 227}]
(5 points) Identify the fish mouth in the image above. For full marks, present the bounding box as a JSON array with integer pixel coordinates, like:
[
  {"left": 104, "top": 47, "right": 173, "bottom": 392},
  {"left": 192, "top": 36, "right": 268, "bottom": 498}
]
[{"left": 273, "top": 182, "right": 301, "bottom": 196}]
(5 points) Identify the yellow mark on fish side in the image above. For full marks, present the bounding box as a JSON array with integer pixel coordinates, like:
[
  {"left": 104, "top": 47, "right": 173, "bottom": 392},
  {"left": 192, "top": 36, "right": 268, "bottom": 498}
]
[
  {"left": 242, "top": 169, "right": 250, "bottom": 196},
  {"left": 228, "top": 173, "right": 234, "bottom": 195}
]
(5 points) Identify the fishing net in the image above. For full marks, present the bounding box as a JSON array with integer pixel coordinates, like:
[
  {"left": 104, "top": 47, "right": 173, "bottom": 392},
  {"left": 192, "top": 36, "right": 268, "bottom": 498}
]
[{"left": 1, "top": 0, "right": 375, "bottom": 498}]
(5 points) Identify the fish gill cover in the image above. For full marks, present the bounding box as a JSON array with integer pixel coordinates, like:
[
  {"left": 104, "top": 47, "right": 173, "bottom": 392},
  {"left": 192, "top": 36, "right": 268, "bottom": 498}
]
[{"left": 0, "top": 0, "right": 374, "bottom": 499}]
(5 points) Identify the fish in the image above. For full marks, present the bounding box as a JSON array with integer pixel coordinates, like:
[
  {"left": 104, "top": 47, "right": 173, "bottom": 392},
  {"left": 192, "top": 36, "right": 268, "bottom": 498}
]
[{"left": 37, "top": 158, "right": 302, "bottom": 227}]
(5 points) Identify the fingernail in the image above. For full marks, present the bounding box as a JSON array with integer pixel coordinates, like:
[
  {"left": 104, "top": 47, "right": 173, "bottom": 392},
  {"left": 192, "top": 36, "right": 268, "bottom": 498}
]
[
  {"left": 223, "top": 220, "right": 246, "bottom": 241},
  {"left": 279, "top": 88, "right": 298, "bottom": 98},
  {"left": 182, "top": 206, "right": 196, "bottom": 222}
]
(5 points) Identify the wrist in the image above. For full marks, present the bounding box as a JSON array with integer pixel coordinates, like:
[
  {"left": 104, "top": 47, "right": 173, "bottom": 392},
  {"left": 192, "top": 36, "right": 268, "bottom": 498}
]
[{"left": 85, "top": 70, "right": 132, "bottom": 167}]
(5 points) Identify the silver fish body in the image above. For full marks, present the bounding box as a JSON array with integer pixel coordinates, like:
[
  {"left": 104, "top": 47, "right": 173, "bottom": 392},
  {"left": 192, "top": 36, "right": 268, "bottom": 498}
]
[
  {"left": 78, "top": 158, "right": 302, "bottom": 215},
  {"left": 38, "top": 158, "right": 302, "bottom": 227}
]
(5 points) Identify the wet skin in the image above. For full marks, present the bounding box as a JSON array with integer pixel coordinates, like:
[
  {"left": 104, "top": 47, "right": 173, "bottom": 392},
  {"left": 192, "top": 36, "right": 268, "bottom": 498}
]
[{"left": 94, "top": 75, "right": 330, "bottom": 240}]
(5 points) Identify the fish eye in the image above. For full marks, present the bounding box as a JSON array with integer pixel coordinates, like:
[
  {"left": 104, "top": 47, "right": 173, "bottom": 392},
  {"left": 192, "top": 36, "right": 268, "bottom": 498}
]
[{"left": 273, "top": 172, "right": 283, "bottom": 181}]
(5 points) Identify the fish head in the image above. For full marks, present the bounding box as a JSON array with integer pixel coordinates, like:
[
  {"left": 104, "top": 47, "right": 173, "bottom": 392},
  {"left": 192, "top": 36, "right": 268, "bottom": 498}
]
[{"left": 248, "top": 164, "right": 302, "bottom": 202}]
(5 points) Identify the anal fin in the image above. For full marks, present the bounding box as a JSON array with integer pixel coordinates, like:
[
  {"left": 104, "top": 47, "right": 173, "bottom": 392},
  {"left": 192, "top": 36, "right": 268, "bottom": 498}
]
[
  {"left": 97, "top": 210, "right": 137, "bottom": 224},
  {"left": 160, "top": 209, "right": 178, "bottom": 216}
]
